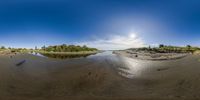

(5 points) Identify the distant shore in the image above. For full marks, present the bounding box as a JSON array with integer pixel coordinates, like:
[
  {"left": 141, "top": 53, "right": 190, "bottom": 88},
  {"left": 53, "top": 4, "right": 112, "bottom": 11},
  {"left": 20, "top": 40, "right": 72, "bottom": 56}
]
[
  {"left": 113, "top": 50, "right": 188, "bottom": 61},
  {"left": 0, "top": 49, "right": 100, "bottom": 57},
  {"left": 0, "top": 50, "right": 18, "bottom": 56},
  {"left": 36, "top": 50, "right": 100, "bottom": 55}
]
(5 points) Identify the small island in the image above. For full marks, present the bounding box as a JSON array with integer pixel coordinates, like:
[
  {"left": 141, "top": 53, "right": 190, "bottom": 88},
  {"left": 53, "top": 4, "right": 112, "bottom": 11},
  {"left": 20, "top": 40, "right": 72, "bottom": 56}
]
[
  {"left": 0, "top": 44, "right": 99, "bottom": 58},
  {"left": 113, "top": 44, "right": 200, "bottom": 60},
  {"left": 35, "top": 44, "right": 99, "bottom": 58}
]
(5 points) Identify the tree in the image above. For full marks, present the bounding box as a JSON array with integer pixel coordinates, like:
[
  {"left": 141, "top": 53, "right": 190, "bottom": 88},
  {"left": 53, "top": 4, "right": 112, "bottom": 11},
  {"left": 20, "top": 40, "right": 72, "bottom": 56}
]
[
  {"left": 41, "top": 45, "right": 46, "bottom": 51},
  {"left": 0, "top": 46, "right": 6, "bottom": 49},
  {"left": 186, "top": 45, "right": 191, "bottom": 50},
  {"left": 35, "top": 46, "right": 38, "bottom": 50},
  {"left": 159, "top": 44, "right": 164, "bottom": 48},
  {"left": 40, "top": 44, "right": 98, "bottom": 52}
]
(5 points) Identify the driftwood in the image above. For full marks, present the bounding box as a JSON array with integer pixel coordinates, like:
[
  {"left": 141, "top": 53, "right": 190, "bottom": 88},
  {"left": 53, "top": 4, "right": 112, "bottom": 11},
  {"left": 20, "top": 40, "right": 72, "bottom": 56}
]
[
  {"left": 16, "top": 60, "right": 26, "bottom": 66},
  {"left": 157, "top": 67, "right": 169, "bottom": 71}
]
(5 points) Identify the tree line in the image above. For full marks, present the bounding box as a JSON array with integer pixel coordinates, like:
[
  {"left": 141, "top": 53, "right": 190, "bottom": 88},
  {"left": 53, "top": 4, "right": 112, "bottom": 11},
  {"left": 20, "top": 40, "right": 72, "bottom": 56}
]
[
  {"left": 0, "top": 44, "right": 98, "bottom": 52},
  {"left": 40, "top": 44, "right": 98, "bottom": 52},
  {"left": 135, "top": 44, "right": 200, "bottom": 53}
]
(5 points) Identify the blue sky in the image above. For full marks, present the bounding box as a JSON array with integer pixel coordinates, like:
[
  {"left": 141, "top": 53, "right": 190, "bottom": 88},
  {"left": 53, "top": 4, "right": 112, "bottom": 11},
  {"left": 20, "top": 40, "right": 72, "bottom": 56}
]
[{"left": 0, "top": 0, "right": 200, "bottom": 49}]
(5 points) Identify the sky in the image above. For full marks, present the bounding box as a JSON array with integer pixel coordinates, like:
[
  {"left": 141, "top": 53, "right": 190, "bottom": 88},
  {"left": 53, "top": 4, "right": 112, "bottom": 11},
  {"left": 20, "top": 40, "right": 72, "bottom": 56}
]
[{"left": 0, "top": 0, "right": 200, "bottom": 50}]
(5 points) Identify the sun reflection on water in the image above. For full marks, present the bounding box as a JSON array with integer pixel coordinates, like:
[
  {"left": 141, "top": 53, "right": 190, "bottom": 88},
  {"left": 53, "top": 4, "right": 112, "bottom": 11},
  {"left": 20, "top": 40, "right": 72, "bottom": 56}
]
[{"left": 117, "top": 56, "right": 148, "bottom": 78}]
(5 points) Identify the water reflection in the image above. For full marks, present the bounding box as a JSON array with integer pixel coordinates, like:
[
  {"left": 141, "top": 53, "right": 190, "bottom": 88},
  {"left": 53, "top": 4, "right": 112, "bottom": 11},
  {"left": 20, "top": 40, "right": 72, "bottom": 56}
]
[
  {"left": 88, "top": 51, "right": 149, "bottom": 79},
  {"left": 40, "top": 53, "right": 92, "bottom": 59},
  {"left": 115, "top": 56, "right": 148, "bottom": 78},
  {"left": 30, "top": 51, "right": 97, "bottom": 59},
  {"left": 29, "top": 52, "right": 46, "bottom": 58},
  {"left": 86, "top": 51, "right": 149, "bottom": 79},
  {"left": 30, "top": 51, "right": 151, "bottom": 78}
]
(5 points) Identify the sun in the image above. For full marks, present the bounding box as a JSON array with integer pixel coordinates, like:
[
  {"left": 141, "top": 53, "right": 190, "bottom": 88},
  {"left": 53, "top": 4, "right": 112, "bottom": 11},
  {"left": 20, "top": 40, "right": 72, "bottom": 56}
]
[{"left": 129, "top": 33, "right": 137, "bottom": 38}]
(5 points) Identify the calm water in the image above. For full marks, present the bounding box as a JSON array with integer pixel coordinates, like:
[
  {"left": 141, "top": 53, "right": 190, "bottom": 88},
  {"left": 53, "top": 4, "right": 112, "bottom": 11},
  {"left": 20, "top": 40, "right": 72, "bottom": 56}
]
[
  {"left": 30, "top": 51, "right": 200, "bottom": 79},
  {"left": 29, "top": 52, "right": 46, "bottom": 58},
  {"left": 29, "top": 51, "right": 148, "bottom": 78},
  {"left": 30, "top": 52, "right": 96, "bottom": 59},
  {"left": 2, "top": 50, "right": 200, "bottom": 99},
  {"left": 84, "top": 51, "right": 200, "bottom": 79}
]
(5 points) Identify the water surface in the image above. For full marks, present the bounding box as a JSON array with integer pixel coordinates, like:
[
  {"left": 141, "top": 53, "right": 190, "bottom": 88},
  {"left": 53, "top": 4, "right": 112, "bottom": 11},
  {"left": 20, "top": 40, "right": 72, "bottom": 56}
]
[{"left": 1, "top": 51, "right": 200, "bottom": 99}]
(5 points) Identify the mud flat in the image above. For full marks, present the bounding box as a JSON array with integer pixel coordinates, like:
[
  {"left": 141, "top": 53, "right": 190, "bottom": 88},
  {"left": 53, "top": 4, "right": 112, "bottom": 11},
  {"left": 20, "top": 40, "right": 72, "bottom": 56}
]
[
  {"left": 113, "top": 50, "right": 188, "bottom": 61},
  {"left": 0, "top": 50, "right": 18, "bottom": 56},
  {"left": 0, "top": 51, "right": 200, "bottom": 100}
]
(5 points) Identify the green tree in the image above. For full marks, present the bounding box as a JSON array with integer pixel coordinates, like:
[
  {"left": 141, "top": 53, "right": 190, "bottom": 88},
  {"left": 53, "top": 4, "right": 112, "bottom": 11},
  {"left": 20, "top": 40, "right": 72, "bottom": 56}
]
[
  {"left": 0, "top": 46, "right": 6, "bottom": 49},
  {"left": 41, "top": 45, "right": 46, "bottom": 51},
  {"left": 159, "top": 44, "right": 164, "bottom": 48},
  {"left": 186, "top": 45, "right": 191, "bottom": 50},
  {"left": 40, "top": 44, "right": 98, "bottom": 52},
  {"left": 35, "top": 46, "right": 38, "bottom": 50}
]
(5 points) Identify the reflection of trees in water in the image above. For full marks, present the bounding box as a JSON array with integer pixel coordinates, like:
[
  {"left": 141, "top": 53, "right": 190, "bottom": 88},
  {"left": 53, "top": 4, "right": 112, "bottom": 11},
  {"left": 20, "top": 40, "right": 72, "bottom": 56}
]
[{"left": 40, "top": 53, "right": 94, "bottom": 59}]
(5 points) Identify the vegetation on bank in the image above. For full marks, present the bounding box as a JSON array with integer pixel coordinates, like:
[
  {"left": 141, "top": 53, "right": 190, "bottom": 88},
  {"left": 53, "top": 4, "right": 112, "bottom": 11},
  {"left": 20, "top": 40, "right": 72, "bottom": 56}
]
[
  {"left": 0, "top": 46, "right": 29, "bottom": 53},
  {"left": 129, "top": 44, "right": 200, "bottom": 54},
  {"left": 39, "top": 44, "right": 98, "bottom": 52},
  {"left": 0, "top": 44, "right": 98, "bottom": 54},
  {"left": 37, "top": 50, "right": 98, "bottom": 55}
]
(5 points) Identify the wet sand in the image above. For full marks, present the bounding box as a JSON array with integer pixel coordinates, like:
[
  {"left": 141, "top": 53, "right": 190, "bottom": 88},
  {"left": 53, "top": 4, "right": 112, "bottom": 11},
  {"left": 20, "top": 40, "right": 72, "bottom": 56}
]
[
  {"left": 113, "top": 50, "right": 188, "bottom": 60},
  {"left": 0, "top": 51, "right": 200, "bottom": 100}
]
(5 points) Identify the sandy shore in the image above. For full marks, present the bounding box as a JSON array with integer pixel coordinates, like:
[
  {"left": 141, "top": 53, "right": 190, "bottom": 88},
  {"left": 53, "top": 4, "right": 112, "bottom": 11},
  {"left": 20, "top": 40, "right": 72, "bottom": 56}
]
[
  {"left": 0, "top": 53, "right": 128, "bottom": 100},
  {"left": 0, "top": 50, "right": 17, "bottom": 56},
  {"left": 37, "top": 51, "right": 100, "bottom": 55},
  {"left": 0, "top": 52, "right": 200, "bottom": 100},
  {"left": 113, "top": 50, "right": 188, "bottom": 60}
]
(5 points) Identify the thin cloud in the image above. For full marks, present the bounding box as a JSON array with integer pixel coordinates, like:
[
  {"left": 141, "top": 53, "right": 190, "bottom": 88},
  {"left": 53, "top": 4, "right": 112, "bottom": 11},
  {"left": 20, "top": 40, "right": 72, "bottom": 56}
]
[{"left": 76, "top": 33, "right": 146, "bottom": 50}]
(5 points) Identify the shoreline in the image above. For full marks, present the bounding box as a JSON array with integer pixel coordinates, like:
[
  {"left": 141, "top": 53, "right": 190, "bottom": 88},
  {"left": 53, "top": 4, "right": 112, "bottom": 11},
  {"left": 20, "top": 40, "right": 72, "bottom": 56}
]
[
  {"left": 113, "top": 50, "right": 188, "bottom": 61},
  {"left": 0, "top": 51, "right": 200, "bottom": 99},
  {"left": 0, "top": 50, "right": 18, "bottom": 56},
  {"left": 36, "top": 50, "right": 100, "bottom": 55},
  {"left": 0, "top": 50, "right": 100, "bottom": 55}
]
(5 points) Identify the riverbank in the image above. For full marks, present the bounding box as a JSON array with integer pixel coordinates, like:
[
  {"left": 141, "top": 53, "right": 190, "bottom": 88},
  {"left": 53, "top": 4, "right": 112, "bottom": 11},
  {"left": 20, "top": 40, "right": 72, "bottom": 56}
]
[
  {"left": 113, "top": 50, "right": 188, "bottom": 60},
  {"left": 33, "top": 51, "right": 100, "bottom": 59},
  {"left": 36, "top": 51, "right": 100, "bottom": 59},
  {"left": 0, "top": 50, "right": 99, "bottom": 56},
  {"left": 36, "top": 50, "right": 99, "bottom": 55},
  {"left": 0, "top": 52, "right": 200, "bottom": 99},
  {"left": 0, "top": 50, "right": 17, "bottom": 56},
  {"left": 0, "top": 53, "right": 129, "bottom": 100}
]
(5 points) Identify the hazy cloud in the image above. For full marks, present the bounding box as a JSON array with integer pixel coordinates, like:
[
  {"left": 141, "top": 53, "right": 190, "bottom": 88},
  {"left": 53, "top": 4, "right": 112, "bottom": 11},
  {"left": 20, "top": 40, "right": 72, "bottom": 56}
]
[{"left": 76, "top": 33, "right": 146, "bottom": 50}]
